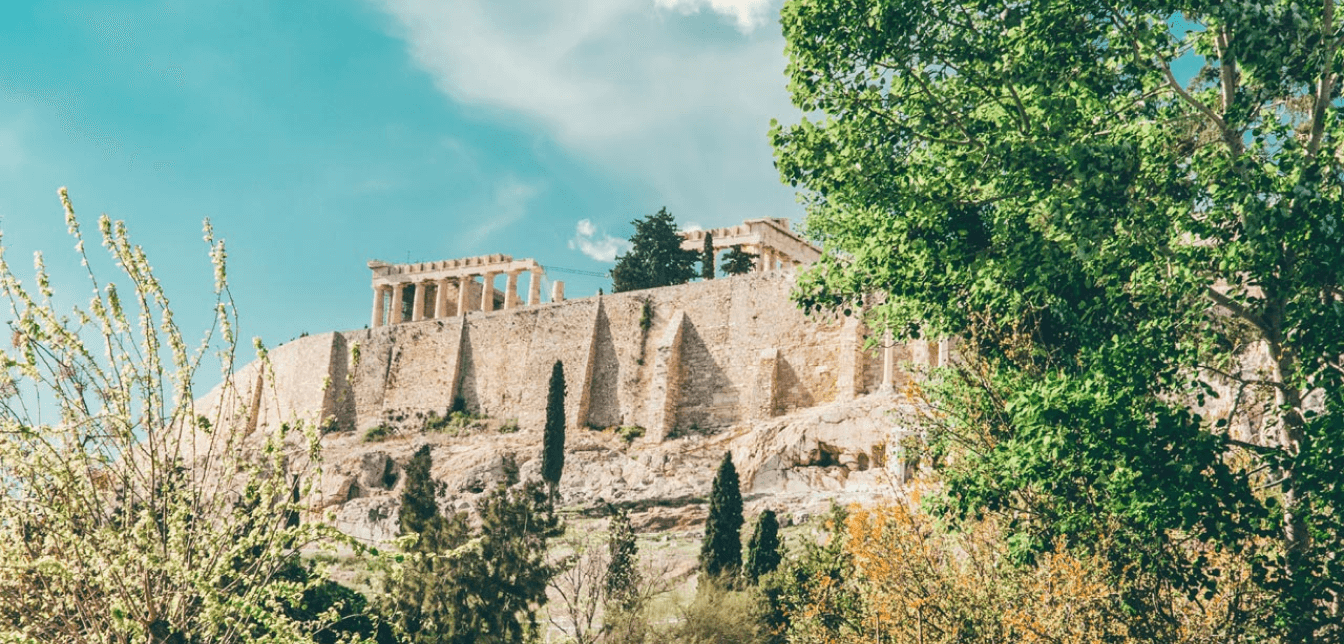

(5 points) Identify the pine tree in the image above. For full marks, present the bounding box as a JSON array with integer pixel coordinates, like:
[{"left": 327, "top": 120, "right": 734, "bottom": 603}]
[
  {"left": 701, "top": 231, "right": 715, "bottom": 280},
  {"left": 610, "top": 207, "right": 700, "bottom": 292},
  {"left": 699, "top": 452, "right": 744, "bottom": 580},
  {"left": 400, "top": 444, "right": 439, "bottom": 538},
  {"left": 720, "top": 244, "right": 757, "bottom": 276},
  {"left": 605, "top": 507, "right": 641, "bottom": 610},
  {"left": 743, "top": 509, "right": 782, "bottom": 584},
  {"left": 542, "top": 360, "right": 566, "bottom": 502}
]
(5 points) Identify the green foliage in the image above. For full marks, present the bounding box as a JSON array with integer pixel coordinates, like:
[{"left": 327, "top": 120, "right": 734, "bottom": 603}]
[
  {"left": 423, "top": 410, "right": 484, "bottom": 435},
  {"left": 542, "top": 360, "right": 566, "bottom": 501},
  {"left": 616, "top": 425, "right": 645, "bottom": 444},
  {"left": 498, "top": 419, "right": 520, "bottom": 434},
  {"left": 701, "top": 231, "right": 716, "bottom": 280},
  {"left": 720, "top": 244, "right": 757, "bottom": 276},
  {"left": 604, "top": 509, "right": 641, "bottom": 611},
  {"left": 385, "top": 472, "right": 562, "bottom": 644},
  {"left": 0, "top": 190, "right": 362, "bottom": 643},
  {"left": 700, "top": 452, "right": 744, "bottom": 580},
  {"left": 744, "top": 510, "right": 782, "bottom": 584},
  {"left": 775, "top": 1, "right": 1344, "bottom": 639},
  {"left": 757, "top": 504, "right": 856, "bottom": 643},
  {"left": 610, "top": 207, "right": 700, "bottom": 292},
  {"left": 363, "top": 424, "right": 392, "bottom": 443},
  {"left": 638, "top": 297, "right": 654, "bottom": 331},
  {"left": 399, "top": 445, "right": 440, "bottom": 538},
  {"left": 675, "top": 579, "right": 765, "bottom": 644}
]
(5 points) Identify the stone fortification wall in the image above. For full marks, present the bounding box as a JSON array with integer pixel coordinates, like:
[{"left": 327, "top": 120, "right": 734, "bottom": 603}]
[{"left": 202, "top": 271, "right": 930, "bottom": 439}]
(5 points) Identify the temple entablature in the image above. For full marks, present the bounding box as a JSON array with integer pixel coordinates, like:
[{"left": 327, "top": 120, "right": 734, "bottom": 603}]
[
  {"left": 678, "top": 217, "right": 821, "bottom": 273},
  {"left": 368, "top": 254, "right": 556, "bottom": 327}
]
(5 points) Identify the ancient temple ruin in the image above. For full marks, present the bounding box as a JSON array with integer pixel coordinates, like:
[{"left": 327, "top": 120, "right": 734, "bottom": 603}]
[
  {"left": 678, "top": 217, "right": 822, "bottom": 271},
  {"left": 368, "top": 254, "right": 562, "bottom": 327}
]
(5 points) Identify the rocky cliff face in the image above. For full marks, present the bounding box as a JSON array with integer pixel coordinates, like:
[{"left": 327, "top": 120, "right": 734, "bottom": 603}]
[{"left": 311, "top": 391, "right": 915, "bottom": 544}]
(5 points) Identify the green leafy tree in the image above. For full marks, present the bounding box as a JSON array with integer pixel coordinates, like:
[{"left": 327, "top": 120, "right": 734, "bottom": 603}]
[
  {"left": 610, "top": 207, "right": 699, "bottom": 292},
  {"left": 743, "top": 509, "right": 782, "bottom": 584},
  {"left": 775, "top": 1, "right": 1344, "bottom": 640},
  {"left": 604, "top": 507, "right": 641, "bottom": 610},
  {"left": 542, "top": 360, "right": 566, "bottom": 502},
  {"left": 699, "top": 452, "right": 744, "bottom": 581},
  {"left": 0, "top": 189, "right": 358, "bottom": 643},
  {"left": 701, "top": 231, "right": 716, "bottom": 280},
  {"left": 720, "top": 244, "right": 757, "bottom": 276},
  {"left": 385, "top": 478, "right": 562, "bottom": 644}
]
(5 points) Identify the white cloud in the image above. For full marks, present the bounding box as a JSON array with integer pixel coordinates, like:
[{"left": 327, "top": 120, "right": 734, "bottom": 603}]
[
  {"left": 569, "top": 218, "right": 631, "bottom": 262},
  {"left": 366, "top": 0, "right": 801, "bottom": 231},
  {"left": 654, "top": 0, "right": 774, "bottom": 32}
]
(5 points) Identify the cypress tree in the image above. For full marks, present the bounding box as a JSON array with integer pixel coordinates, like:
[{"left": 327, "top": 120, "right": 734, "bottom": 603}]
[
  {"left": 699, "top": 452, "right": 744, "bottom": 580},
  {"left": 542, "top": 360, "right": 566, "bottom": 502},
  {"left": 604, "top": 507, "right": 640, "bottom": 610},
  {"left": 743, "top": 509, "right": 782, "bottom": 583},
  {"left": 700, "top": 231, "right": 715, "bottom": 280},
  {"left": 399, "top": 444, "right": 439, "bottom": 538},
  {"left": 720, "top": 244, "right": 757, "bottom": 276}
]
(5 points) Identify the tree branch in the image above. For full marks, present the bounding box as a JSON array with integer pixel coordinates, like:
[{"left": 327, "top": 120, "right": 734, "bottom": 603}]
[
  {"left": 1205, "top": 287, "right": 1271, "bottom": 337},
  {"left": 1308, "top": 0, "right": 1338, "bottom": 156}
]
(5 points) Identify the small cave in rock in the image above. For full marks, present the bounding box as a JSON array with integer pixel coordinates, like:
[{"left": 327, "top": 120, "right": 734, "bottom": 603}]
[
  {"left": 347, "top": 481, "right": 362, "bottom": 501},
  {"left": 806, "top": 442, "right": 842, "bottom": 468},
  {"left": 381, "top": 458, "right": 399, "bottom": 489}
]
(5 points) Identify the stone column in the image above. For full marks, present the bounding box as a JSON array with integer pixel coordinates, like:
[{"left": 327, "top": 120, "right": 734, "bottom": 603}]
[
  {"left": 457, "top": 276, "right": 473, "bottom": 316},
  {"left": 527, "top": 269, "right": 542, "bottom": 305},
  {"left": 938, "top": 339, "right": 950, "bottom": 367},
  {"left": 754, "top": 246, "right": 767, "bottom": 273},
  {"left": 411, "top": 282, "right": 427, "bottom": 321},
  {"left": 880, "top": 329, "right": 897, "bottom": 391},
  {"left": 434, "top": 278, "right": 450, "bottom": 318},
  {"left": 390, "top": 283, "right": 405, "bottom": 324},
  {"left": 371, "top": 285, "right": 385, "bottom": 328},
  {"left": 503, "top": 271, "right": 521, "bottom": 309},
  {"left": 551, "top": 280, "right": 565, "bottom": 303},
  {"left": 481, "top": 271, "right": 498, "bottom": 311}
]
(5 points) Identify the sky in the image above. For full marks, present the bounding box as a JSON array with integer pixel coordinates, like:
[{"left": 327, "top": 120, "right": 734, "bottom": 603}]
[{"left": 0, "top": 0, "right": 802, "bottom": 373}]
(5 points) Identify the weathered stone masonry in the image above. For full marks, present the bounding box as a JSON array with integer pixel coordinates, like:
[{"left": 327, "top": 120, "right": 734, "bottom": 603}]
[{"left": 206, "top": 269, "right": 953, "bottom": 442}]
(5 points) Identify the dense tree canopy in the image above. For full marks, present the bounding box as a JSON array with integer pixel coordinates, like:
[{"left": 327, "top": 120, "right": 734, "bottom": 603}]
[
  {"left": 610, "top": 208, "right": 699, "bottom": 292},
  {"left": 542, "top": 360, "right": 566, "bottom": 502},
  {"left": 720, "top": 245, "right": 757, "bottom": 276},
  {"left": 774, "top": 1, "right": 1344, "bottom": 640}
]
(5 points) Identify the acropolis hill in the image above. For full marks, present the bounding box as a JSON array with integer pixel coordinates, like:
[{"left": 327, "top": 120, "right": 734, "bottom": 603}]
[{"left": 200, "top": 218, "right": 949, "bottom": 541}]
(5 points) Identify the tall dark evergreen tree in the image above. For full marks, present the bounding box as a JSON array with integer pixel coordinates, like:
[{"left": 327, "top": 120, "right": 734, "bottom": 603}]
[
  {"left": 720, "top": 244, "right": 757, "bottom": 276},
  {"left": 604, "top": 507, "right": 640, "bottom": 610},
  {"left": 610, "top": 207, "right": 699, "bottom": 292},
  {"left": 399, "top": 444, "right": 439, "bottom": 537},
  {"left": 743, "top": 509, "right": 782, "bottom": 584},
  {"left": 699, "top": 452, "right": 744, "bottom": 580},
  {"left": 700, "top": 231, "right": 715, "bottom": 280},
  {"left": 542, "top": 360, "right": 566, "bottom": 502}
]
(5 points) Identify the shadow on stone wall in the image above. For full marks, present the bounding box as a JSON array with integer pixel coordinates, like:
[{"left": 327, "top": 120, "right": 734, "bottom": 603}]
[
  {"left": 774, "top": 355, "right": 816, "bottom": 414},
  {"left": 586, "top": 303, "right": 621, "bottom": 428},
  {"left": 674, "top": 319, "right": 738, "bottom": 431},
  {"left": 456, "top": 322, "right": 480, "bottom": 414}
]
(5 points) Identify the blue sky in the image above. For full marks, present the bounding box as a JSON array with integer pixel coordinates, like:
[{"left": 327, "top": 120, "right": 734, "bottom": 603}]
[{"left": 0, "top": 0, "right": 799, "bottom": 361}]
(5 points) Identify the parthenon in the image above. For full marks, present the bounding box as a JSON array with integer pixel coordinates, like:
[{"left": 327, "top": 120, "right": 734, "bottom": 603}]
[
  {"left": 368, "top": 254, "right": 558, "bottom": 327},
  {"left": 678, "top": 217, "right": 821, "bottom": 272}
]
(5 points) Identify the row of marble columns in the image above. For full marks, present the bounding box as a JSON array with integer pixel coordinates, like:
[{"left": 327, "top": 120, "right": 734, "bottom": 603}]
[
  {"left": 372, "top": 268, "right": 544, "bottom": 327},
  {"left": 750, "top": 245, "right": 799, "bottom": 273}
]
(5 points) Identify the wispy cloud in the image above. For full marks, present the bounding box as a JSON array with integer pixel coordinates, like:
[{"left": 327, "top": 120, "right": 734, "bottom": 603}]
[
  {"left": 463, "top": 175, "right": 544, "bottom": 248},
  {"left": 569, "top": 218, "right": 630, "bottom": 262},
  {"left": 366, "top": 0, "right": 800, "bottom": 230},
  {"left": 654, "top": 0, "right": 775, "bottom": 32}
]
